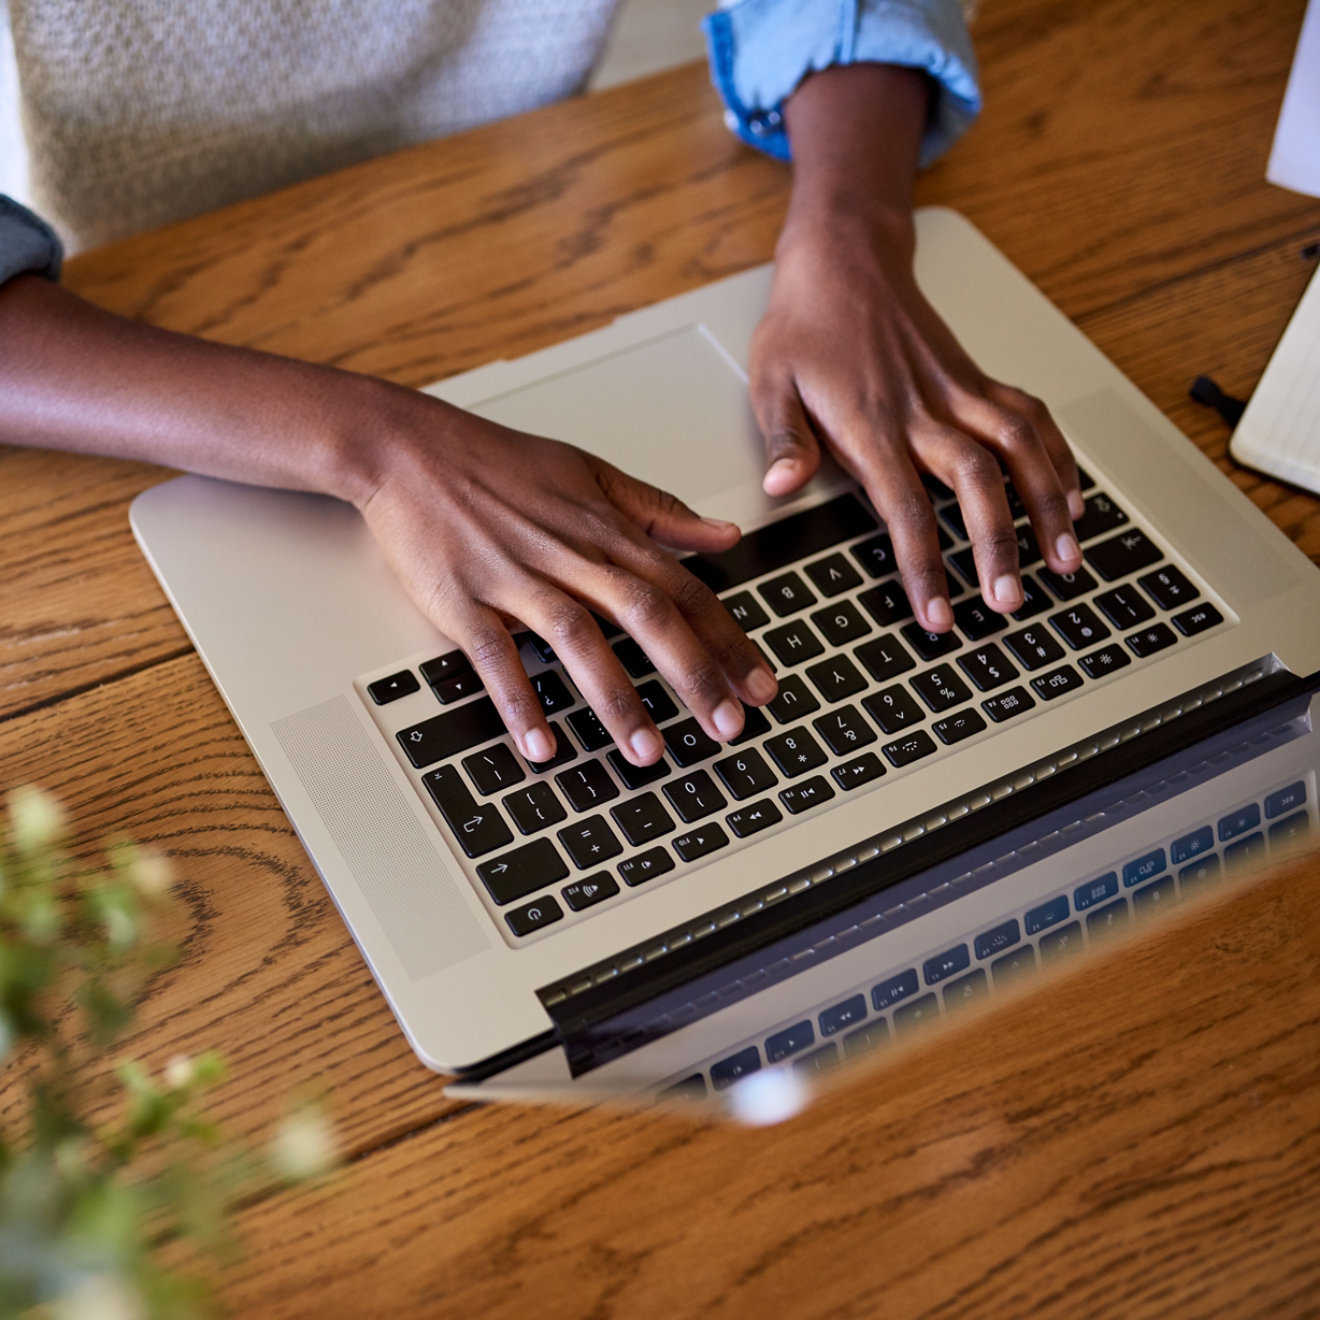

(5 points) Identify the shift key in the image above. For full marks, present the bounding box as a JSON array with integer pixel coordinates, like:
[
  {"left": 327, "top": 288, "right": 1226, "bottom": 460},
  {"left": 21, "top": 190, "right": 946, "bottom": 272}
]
[{"left": 397, "top": 696, "right": 506, "bottom": 767}]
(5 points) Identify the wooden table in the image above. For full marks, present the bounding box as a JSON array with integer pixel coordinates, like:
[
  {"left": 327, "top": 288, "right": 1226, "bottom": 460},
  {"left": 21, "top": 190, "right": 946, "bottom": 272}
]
[{"left": 4, "top": 0, "right": 1320, "bottom": 1314}]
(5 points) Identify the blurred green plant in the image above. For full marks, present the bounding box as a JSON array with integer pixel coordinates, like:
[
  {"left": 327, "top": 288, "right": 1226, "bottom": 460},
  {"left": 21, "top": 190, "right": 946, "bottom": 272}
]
[{"left": 0, "top": 787, "right": 336, "bottom": 1319}]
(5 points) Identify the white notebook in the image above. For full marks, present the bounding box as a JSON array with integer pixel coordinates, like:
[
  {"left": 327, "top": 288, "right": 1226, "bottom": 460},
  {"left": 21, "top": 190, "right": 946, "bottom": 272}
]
[{"left": 1230, "top": 263, "right": 1320, "bottom": 496}]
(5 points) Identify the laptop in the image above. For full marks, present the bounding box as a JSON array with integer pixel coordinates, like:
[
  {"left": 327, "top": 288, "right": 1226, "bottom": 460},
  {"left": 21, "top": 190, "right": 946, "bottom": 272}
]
[{"left": 129, "top": 207, "right": 1320, "bottom": 1096}]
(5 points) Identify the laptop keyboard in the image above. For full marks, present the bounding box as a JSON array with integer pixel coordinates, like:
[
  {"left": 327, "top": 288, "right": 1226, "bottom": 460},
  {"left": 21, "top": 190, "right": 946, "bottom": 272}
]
[
  {"left": 665, "top": 776, "right": 1313, "bottom": 1099},
  {"left": 365, "top": 468, "right": 1231, "bottom": 943}
]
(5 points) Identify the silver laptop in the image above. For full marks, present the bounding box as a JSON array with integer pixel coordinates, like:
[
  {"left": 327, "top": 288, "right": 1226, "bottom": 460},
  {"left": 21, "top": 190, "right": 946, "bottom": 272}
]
[{"left": 129, "top": 208, "right": 1320, "bottom": 1094}]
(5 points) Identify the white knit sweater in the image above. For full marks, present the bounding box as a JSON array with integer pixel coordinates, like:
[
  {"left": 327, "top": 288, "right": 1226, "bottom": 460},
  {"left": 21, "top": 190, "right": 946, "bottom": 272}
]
[{"left": 8, "top": 0, "right": 619, "bottom": 250}]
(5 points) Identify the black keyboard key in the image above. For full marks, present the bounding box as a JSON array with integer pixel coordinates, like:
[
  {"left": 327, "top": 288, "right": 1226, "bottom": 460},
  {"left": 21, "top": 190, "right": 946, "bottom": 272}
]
[
  {"left": 713, "top": 747, "right": 778, "bottom": 800},
  {"left": 991, "top": 945, "right": 1037, "bottom": 987},
  {"left": 793, "top": 1042, "right": 839, "bottom": 1078},
  {"left": 520, "top": 632, "right": 557, "bottom": 665},
  {"left": 710, "top": 1045, "right": 761, "bottom": 1090},
  {"left": 607, "top": 748, "right": 670, "bottom": 790},
  {"left": 1172, "top": 602, "right": 1223, "bottom": 636},
  {"left": 1225, "top": 832, "right": 1267, "bottom": 875},
  {"left": 727, "top": 798, "right": 783, "bottom": 837},
  {"left": 1078, "top": 643, "right": 1131, "bottom": 680},
  {"left": 1132, "top": 875, "right": 1176, "bottom": 919},
  {"left": 397, "top": 696, "right": 505, "bottom": 768},
  {"left": 504, "top": 781, "right": 567, "bottom": 835},
  {"left": 1031, "top": 664, "right": 1084, "bottom": 701},
  {"left": 1086, "top": 897, "right": 1129, "bottom": 941},
  {"left": 1266, "top": 781, "right": 1306, "bottom": 819},
  {"left": 940, "top": 501, "right": 969, "bottom": 540},
  {"left": 872, "top": 967, "right": 920, "bottom": 1011},
  {"left": 462, "top": 744, "right": 526, "bottom": 795},
  {"left": 767, "top": 674, "right": 822, "bottom": 724},
  {"left": 663, "top": 717, "right": 721, "bottom": 768},
  {"left": 609, "top": 791, "right": 675, "bottom": 847},
  {"left": 911, "top": 664, "right": 972, "bottom": 713},
  {"left": 1072, "top": 491, "right": 1129, "bottom": 542},
  {"left": 431, "top": 669, "right": 486, "bottom": 704},
  {"left": 1049, "top": 602, "right": 1111, "bottom": 651},
  {"left": 683, "top": 493, "right": 877, "bottom": 592},
  {"left": 765, "top": 727, "right": 829, "bottom": 778},
  {"left": 949, "top": 546, "right": 979, "bottom": 590},
  {"left": 722, "top": 591, "right": 770, "bottom": 633},
  {"left": 728, "top": 704, "right": 771, "bottom": 747},
  {"left": 805, "top": 654, "right": 868, "bottom": 703},
  {"left": 672, "top": 822, "right": 730, "bottom": 863},
  {"left": 368, "top": 669, "right": 420, "bottom": 705},
  {"left": 1014, "top": 523, "right": 1044, "bottom": 568},
  {"left": 505, "top": 894, "right": 564, "bottom": 937},
  {"left": 933, "top": 708, "right": 987, "bottom": 745},
  {"left": 862, "top": 685, "right": 925, "bottom": 734},
  {"left": 779, "top": 775, "right": 835, "bottom": 814},
  {"left": 1178, "top": 854, "right": 1222, "bottom": 895},
  {"left": 943, "top": 969, "right": 989, "bottom": 1012},
  {"left": 1094, "top": 583, "right": 1155, "bottom": 630},
  {"left": 567, "top": 706, "right": 614, "bottom": 752},
  {"left": 974, "top": 918, "right": 1021, "bottom": 960},
  {"left": 981, "top": 685, "right": 1035, "bottom": 722},
  {"left": 591, "top": 612, "right": 623, "bottom": 641},
  {"left": 1040, "top": 920, "right": 1084, "bottom": 962},
  {"left": 1077, "top": 465, "right": 1096, "bottom": 490},
  {"left": 1037, "top": 566, "right": 1097, "bottom": 601},
  {"left": 1085, "top": 529, "right": 1163, "bottom": 582},
  {"left": 813, "top": 705, "right": 877, "bottom": 756},
  {"left": 759, "top": 571, "right": 816, "bottom": 618},
  {"left": 765, "top": 618, "right": 826, "bottom": 666},
  {"left": 819, "top": 994, "right": 868, "bottom": 1037},
  {"left": 843, "top": 1019, "right": 891, "bottom": 1057},
  {"left": 1138, "top": 564, "right": 1198, "bottom": 611},
  {"left": 893, "top": 994, "right": 939, "bottom": 1036},
  {"left": 422, "top": 765, "right": 513, "bottom": 858},
  {"left": 1004, "top": 625, "right": 1065, "bottom": 671},
  {"left": 526, "top": 723, "right": 578, "bottom": 772},
  {"left": 901, "top": 622, "right": 960, "bottom": 662},
  {"left": 766, "top": 1020, "right": 815, "bottom": 1062},
  {"left": 420, "top": 650, "right": 473, "bottom": 686},
  {"left": 558, "top": 815, "right": 623, "bottom": 870},
  {"left": 612, "top": 637, "right": 656, "bottom": 678},
  {"left": 664, "top": 769, "right": 728, "bottom": 823},
  {"left": 832, "top": 752, "right": 886, "bottom": 790},
  {"left": 959, "top": 643, "right": 1018, "bottom": 692},
  {"left": 1011, "top": 574, "right": 1052, "bottom": 620},
  {"left": 952, "top": 597, "right": 1007, "bottom": 641},
  {"left": 882, "top": 730, "right": 938, "bottom": 767},
  {"left": 530, "top": 670, "right": 574, "bottom": 715},
  {"left": 855, "top": 634, "right": 916, "bottom": 682},
  {"left": 851, "top": 532, "right": 899, "bottom": 579},
  {"left": 812, "top": 599, "right": 873, "bottom": 647},
  {"left": 618, "top": 846, "right": 675, "bottom": 887},
  {"left": 857, "top": 581, "right": 913, "bottom": 627},
  {"left": 478, "top": 838, "right": 569, "bottom": 905},
  {"left": 634, "top": 680, "right": 679, "bottom": 724},
  {"left": 561, "top": 872, "right": 620, "bottom": 912},
  {"left": 555, "top": 760, "right": 620, "bottom": 812},
  {"left": 805, "top": 552, "right": 862, "bottom": 597},
  {"left": 1268, "top": 810, "right": 1311, "bottom": 856},
  {"left": 1125, "top": 623, "right": 1178, "bottom": 658}
]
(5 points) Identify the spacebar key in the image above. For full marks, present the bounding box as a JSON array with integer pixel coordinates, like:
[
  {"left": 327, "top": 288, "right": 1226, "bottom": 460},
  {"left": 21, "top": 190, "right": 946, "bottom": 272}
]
[{"left": 397, "top": 697, "right": 506, "bottom": 768}]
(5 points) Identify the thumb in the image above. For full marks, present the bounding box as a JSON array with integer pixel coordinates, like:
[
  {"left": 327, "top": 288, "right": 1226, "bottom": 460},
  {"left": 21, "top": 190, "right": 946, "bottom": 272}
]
[
  {"left": 755, "top": 379, "right": 821, "bottom": 497},
  {"left": 593, "top": 460, "right": 742, "bottom": 552}
]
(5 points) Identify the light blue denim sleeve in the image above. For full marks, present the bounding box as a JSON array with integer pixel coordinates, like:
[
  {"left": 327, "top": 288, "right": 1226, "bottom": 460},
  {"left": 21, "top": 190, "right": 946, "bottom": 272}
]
[
  {"left": 0, "top": 195, "right": 63, "bottom": 285},
  {"left": 702, "top": 0, "right": 981, "bottom": 166}
]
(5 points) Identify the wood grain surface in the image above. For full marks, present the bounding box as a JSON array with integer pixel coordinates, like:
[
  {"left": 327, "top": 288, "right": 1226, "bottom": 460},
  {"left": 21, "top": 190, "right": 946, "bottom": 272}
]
[{"left": 2, "top": 0, "right": 1320, "bottom": 1314}]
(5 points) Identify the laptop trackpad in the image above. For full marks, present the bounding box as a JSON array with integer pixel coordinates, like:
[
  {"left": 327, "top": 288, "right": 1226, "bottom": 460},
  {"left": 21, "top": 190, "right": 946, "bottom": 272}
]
[{"left": 469, "top": 324, "right": 771, "bottom": 516}]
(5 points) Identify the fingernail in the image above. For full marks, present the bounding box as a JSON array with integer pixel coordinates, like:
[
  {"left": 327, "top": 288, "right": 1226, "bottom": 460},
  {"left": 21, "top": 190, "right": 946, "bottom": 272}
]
[
  {"left": 712, "top": 700, "right": 744, "bottom": 741},
  {"left": 1056, "top": 532, "right": 1081, "bottom": 564},
  {"left": 746, "top": 668, "right": 778, "bottom": 704},
  {"left": 629, "top": 727, "right": 663, "bottom": 763},
  {"left": 927, "top": 597, "right": 953, "bottom": 630},
  {"left": 700, "top": 516, "right": 739, "bottom": 533},
  {"left": 1068, "top": 490, "right": 1086, "bottom": 519},
  {"left": 525, "top": 728, "right": 555, "bottom": 763},
  {"left": 993, "top": 574, "right": 1022, "bottom": 606}
]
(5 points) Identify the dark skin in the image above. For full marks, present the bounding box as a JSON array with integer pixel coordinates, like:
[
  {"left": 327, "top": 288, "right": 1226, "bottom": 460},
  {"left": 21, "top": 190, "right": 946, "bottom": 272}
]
[{"left": 0, "top": 64, "right": 1080, "bottom": 766}]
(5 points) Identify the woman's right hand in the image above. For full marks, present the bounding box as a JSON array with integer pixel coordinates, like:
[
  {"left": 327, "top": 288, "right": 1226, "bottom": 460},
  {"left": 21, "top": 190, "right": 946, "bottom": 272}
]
[{"left": 347, "top": 383, "right": 779, "bottom": 766}]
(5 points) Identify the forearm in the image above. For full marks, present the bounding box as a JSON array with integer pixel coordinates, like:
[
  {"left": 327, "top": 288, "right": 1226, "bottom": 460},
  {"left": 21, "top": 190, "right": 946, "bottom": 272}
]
[
  {"left": 0, "top": 274, "right": 391, "bottom": 504},
  {"left": 780, "top": 63, "right": 930, "bottom": 248}
]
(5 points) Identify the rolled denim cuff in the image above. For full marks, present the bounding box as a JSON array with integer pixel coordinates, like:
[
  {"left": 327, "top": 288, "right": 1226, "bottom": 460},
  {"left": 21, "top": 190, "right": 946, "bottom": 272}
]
[
  {"left": 0, "top": 195, "right": 63, "bottom": 285},
  {"left": 703, "top": 0, "right": 981, "bottom": 166}
]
